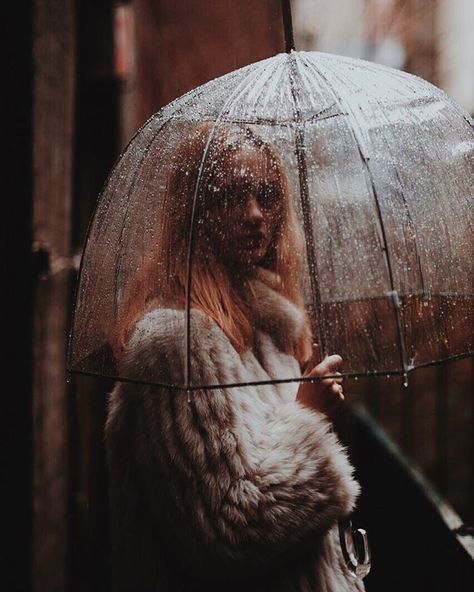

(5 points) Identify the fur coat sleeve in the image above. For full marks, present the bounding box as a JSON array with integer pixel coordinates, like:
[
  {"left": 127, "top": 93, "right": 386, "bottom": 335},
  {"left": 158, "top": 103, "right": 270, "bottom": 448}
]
[{"left": 106, "top": 280, "right": 362, "bottom": 589}]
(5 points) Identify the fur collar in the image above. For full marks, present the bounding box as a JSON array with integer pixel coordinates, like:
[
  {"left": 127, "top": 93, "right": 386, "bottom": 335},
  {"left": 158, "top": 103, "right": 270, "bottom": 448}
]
[
  {"left": 244, "top": 266, "right": 305, "bottom": 353},
  {"left": 127, "top": 267, "right": 306, "bottom": 376}
]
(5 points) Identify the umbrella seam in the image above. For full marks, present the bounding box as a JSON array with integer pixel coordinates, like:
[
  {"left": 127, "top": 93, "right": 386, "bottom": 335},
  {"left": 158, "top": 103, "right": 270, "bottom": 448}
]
[
  {"left": 112, "top": 81, "right": 225, "bottom": 320},
  {"left": 68, "top": 348, "right": 474, "bottom": 392},
  {"left": 287, "top": 52, "right": 326, "bottom": 357},
  {"left": 301, "top": 54, "right": 410, "bottom": 375},
  {"left": 67, "top": 109, "right": 165, "bottom": 367},
  {"left": 184, "top": 55, "right": 286, "bottom": 389}
]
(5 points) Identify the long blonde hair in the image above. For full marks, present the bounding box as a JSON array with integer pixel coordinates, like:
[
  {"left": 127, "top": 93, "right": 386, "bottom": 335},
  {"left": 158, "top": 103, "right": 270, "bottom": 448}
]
[{"left": 113, "top": 123, "right": 312, "bottom": 366}]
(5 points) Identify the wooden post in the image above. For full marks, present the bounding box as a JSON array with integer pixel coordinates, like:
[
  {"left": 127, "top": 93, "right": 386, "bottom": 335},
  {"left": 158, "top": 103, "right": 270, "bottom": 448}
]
[{"left": 31, "top": 1, "right": 76, "bottom": 590}]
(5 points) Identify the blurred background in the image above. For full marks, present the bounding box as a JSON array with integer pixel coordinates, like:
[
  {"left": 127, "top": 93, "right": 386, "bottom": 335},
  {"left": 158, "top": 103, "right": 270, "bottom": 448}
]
[{"left": 4, "top": 0, "right": 473, "bottom": 590}]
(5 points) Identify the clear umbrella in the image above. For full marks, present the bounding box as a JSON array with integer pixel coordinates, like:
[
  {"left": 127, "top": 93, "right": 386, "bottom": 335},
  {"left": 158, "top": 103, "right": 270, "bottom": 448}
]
[
  {"left": 67, "top": 6, "right": 474, "bottom": 578},
  {"left": 68, "top": 51, "right": 473, "bottom": 391}
]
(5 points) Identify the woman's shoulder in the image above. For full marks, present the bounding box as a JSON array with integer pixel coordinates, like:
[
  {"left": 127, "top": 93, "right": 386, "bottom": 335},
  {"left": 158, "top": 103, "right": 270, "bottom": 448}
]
[
  {"left": 121, "top": 305, "right": 235, "bottom": 385},
  {"left": 128, "top": 305, "right": 227, "bottom": 352}
]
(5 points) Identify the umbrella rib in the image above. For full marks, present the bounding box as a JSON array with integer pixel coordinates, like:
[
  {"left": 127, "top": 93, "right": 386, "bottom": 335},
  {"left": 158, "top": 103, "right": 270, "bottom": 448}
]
[
  {"left": 286, "top": 53, "right": 326, "bottom": 355},
  {"left": 328, "top": 66, "right": 430, "bottom": 298},
  {"left": 70, "top": 349, "right": 473, "bottom": 391},
  {"left": 184, "top": 56, "right": 283, "bottom": 389},
  {"left": 393, "top": 169, "right": 428, "bottom": 294},
  {"left": 316, "top": 291, "right": 473, "bottom": 306},
  {"left": 166, "top": 105, "right": 344, "bottom": 126},
  {"left": 112, "top": 121, "right": 169, "bottom": 317},
  {"left": 357, "top": 78, "right": 431, "bottom": 297},
  {"left": 302, "top": 54, "right": 410, "bottom": 375},
  {"left": 111, "top": 83, "right": 220, "bottom": 319},
  {"left": 68, "top": 108, "right": 168, "bottom": 367},
  {"left": 70, "top": 78, "right": 226, "bottom": 369}
]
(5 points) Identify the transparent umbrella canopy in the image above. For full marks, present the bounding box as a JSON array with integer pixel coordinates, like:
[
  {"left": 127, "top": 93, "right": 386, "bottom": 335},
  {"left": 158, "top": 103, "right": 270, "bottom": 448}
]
[{"left": 68, "top": 50, "right": 474, "bottom": 390}]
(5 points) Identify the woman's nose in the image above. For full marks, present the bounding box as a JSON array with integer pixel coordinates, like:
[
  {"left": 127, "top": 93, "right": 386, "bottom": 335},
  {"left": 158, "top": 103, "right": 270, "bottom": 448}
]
[{"left": 243, "top": 196, "right": 264, "bottom": 223}]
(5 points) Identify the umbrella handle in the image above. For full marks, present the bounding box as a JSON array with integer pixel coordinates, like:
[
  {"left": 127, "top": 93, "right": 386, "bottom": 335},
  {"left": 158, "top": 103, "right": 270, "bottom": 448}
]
[{"left": 338, "top": 519, "right": 371, "bottom": 579}]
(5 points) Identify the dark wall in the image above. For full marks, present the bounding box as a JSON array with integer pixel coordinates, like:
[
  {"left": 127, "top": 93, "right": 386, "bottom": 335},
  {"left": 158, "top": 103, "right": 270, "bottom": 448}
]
[
  {"left": 122, "top": 0, "right": 285, "bottom": 139},
  {"left": 3, "top": 3, "right": 34, "bottom": 591},
  {"left": 343, "top": 406, "right": 474, "bottom": 592}
]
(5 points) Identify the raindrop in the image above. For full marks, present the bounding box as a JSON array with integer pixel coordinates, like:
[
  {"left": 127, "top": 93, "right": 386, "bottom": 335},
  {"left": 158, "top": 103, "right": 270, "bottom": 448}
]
[
  {"left": 402, "top": 372, "right": 409, "bottom": 388},
  {"left": 66, "top": 374, "right": 71, "bottom": 385}
]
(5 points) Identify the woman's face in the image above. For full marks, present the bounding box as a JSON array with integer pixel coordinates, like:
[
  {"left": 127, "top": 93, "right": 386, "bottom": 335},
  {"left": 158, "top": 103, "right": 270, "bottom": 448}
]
[{"left": 206, "top": 144, "right": 284, "bottom": 272}]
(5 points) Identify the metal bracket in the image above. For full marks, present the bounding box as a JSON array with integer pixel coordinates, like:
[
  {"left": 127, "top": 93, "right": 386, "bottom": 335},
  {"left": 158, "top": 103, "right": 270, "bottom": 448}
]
[{"left": 32, "top": 241, "right": 81, "bottom": 279}]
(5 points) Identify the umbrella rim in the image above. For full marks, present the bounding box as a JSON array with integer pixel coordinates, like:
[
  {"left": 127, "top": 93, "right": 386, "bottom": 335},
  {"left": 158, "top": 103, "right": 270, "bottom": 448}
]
[{"left": 68, "top": 350, "right": 473, "bottom": 391}]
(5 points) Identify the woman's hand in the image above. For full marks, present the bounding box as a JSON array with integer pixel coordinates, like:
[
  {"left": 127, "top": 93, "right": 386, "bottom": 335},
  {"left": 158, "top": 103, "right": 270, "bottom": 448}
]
[{"left": 296, "top": 344, "right": 345, "bottom": 419}]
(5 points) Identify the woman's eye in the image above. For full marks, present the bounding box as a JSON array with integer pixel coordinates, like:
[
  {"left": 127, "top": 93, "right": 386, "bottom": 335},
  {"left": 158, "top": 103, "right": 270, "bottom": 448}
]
[
  {"left": 222, "top": 186, "right": 251, "bottom": 210},
  {"left": 207, "top": 185, "right": 231, "bottom": 209},
  {"left": 258, "top": 184, "right": 280, "bottom": 208},
  {"left": 216, "top": 192, "right": 230, "bottom": 209}
]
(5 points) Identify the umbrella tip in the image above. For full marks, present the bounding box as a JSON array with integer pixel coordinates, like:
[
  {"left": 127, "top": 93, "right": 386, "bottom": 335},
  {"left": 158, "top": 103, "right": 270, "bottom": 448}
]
[{"left": 402, "top": 372, "right": 409, "bottom": 388}]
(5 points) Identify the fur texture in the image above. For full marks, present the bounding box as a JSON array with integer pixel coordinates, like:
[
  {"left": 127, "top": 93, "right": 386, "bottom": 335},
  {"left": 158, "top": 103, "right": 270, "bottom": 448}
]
[{"left": 106, "top": 275, "right": 365, "bottom": 591}]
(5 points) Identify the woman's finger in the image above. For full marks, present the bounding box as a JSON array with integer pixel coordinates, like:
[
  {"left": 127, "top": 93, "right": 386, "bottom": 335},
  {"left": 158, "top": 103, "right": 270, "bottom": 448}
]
[
  {"left": 316, "top": 380, "right": 344, "bottom": 403},
  {"left": 307, "top": 354, "right": 343, "bottom": 379},
  {"left": 330, "top": 381, "right": 344, "bottom": 399},
  {"left": 322, "top": 354, "right": 343, "bottom": 373},
  {"left": 303, "top": 343, "right": 322, "bottom": 375}
]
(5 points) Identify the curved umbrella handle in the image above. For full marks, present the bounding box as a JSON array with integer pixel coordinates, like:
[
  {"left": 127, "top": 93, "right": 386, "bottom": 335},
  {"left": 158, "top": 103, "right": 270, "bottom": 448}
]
[{"left": 338, "top": 519, "right": 371, "bottom": 579}]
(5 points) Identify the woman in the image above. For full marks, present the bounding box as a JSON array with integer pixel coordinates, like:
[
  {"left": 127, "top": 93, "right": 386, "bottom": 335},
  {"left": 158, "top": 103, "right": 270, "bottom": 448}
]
[{"left": 106, "top": 124, "right": 365, "bottom": 591}]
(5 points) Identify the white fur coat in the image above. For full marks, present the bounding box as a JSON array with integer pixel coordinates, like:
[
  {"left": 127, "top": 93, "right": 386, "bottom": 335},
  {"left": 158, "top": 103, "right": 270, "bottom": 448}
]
[{"left": 106, "top": 273, "right": 365, "bottom": 592}]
